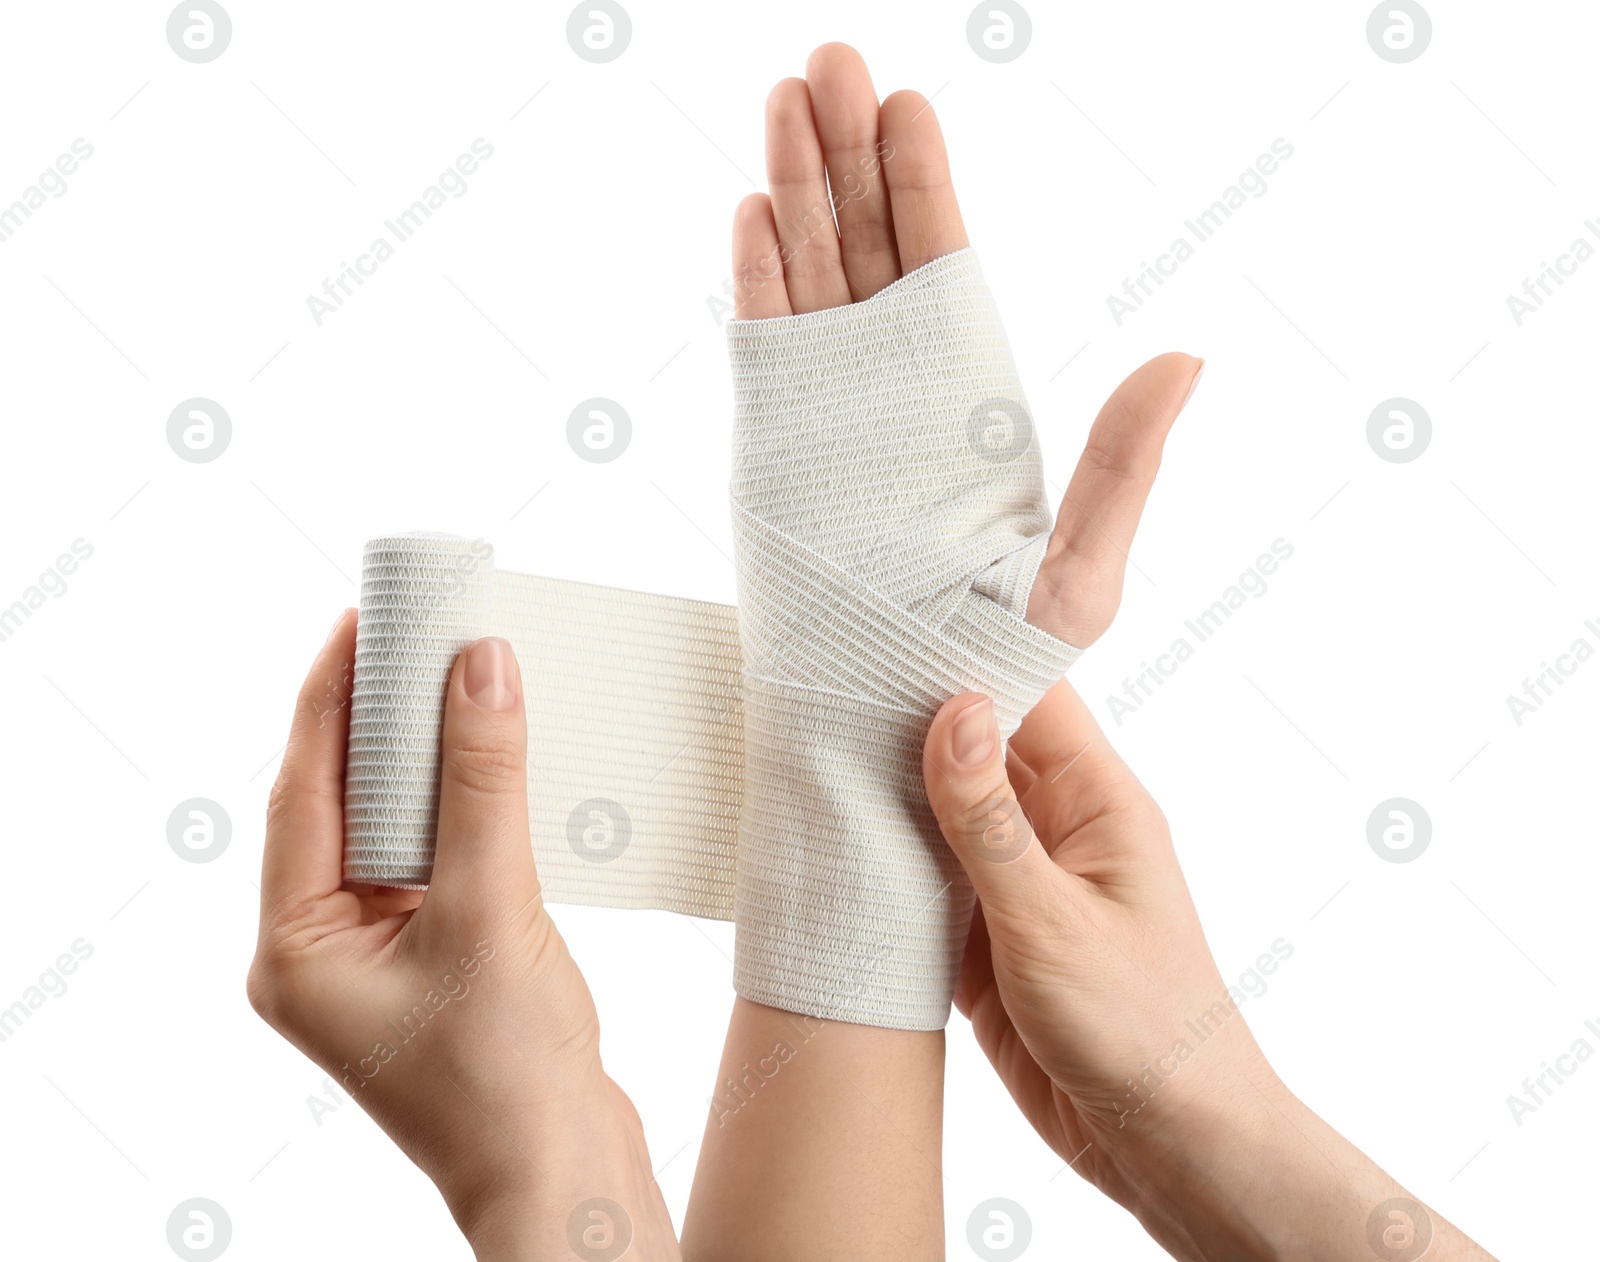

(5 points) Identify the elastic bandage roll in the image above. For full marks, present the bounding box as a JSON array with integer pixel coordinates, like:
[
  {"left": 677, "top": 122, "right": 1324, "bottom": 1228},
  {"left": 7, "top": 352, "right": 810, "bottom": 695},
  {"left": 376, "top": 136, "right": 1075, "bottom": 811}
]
[{"left": 342, "top": 248, "right": 1080, "bottom": 1031}]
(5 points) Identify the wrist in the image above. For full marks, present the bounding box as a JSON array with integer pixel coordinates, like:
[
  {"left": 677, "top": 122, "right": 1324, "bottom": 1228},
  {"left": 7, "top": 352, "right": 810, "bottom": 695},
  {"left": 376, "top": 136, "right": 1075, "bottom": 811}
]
[
  {"left": 447, "top": 1071, "right": 679, "bottom": 1262},
  {"left": 1069, "top": 1034, "right": 1338, "bottom": 1262},
  {"left": 1102, "top": 1064, "right": 1450, "bottom": 1262}
]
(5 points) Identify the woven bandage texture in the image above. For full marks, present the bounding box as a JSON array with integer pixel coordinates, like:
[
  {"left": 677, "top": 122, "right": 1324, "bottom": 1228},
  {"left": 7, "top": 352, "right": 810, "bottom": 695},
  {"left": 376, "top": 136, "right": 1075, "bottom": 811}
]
[
  {"left": 340, "top": 250, "right": 1079, "bottom": 1030},
  {"left": 343, "top": 533, "right": 745, "bottom": 920},
  {"left": 726, "top": 248, "right": 1079, "bottom": 1028}
]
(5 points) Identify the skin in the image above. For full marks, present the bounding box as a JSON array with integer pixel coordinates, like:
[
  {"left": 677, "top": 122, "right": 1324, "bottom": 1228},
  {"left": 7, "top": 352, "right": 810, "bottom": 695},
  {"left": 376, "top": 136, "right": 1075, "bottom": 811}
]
[
  {"left": 249, "top": 39, "right": 1496, "bottom": 1262},
  {"left": 248, "top": 621, "right": 681, "bottom": 1260},
  {"left": 920, "top": 682, "right": 1497, "bottom": 1260},
  {"left": 679, "top": 42, "right": 1202, "bottom": 1262}
]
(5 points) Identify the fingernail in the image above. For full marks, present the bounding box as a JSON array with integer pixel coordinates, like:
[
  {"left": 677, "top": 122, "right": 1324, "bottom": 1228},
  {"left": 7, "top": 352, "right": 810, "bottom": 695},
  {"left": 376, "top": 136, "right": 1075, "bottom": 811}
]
[
  {"left": 1181, "top": 358, "right": 1206, "bottom": 409},
  {"left": 325, "top": 609, "right": 349, "bottom": 645},
  {"left": 951, "top": 696, "right": 997, "bottom": 768},
  {"left": 465, "top": 638, "right": 517, "bottom": 711}
]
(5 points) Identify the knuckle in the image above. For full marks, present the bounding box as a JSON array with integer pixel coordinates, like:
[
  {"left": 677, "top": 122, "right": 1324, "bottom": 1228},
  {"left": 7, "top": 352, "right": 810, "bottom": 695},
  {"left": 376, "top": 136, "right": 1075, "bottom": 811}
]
[
  {"left": 1079, "top": 434, "right": 1146, "bottom": 485},
  {"left": 953, "top": 781, "right": 1015, "bottom": 833},
  {"left": 441, "top": 735, "right": 524, "bottom": 797},
  {"left": 952, "top": 786, "right": 1034, "bottom": 864},
  {"left": 264, "top": 772, "right": 294, "bottom": 826},
  {"left": 264, "top": 767, "right": 340, "bottom": 836}
]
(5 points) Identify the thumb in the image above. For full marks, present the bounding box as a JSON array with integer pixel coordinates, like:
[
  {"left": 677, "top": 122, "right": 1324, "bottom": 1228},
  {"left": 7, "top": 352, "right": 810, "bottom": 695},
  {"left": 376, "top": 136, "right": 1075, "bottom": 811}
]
[
  {"left": 922, "top": 693, "right": 1065, "bottom": 929},
  {"left": 1027, "top": 351, "right": 1202, "bottom": 647},
  {"left": 426, "top": 637, "right": 542, "bottom": 917}
]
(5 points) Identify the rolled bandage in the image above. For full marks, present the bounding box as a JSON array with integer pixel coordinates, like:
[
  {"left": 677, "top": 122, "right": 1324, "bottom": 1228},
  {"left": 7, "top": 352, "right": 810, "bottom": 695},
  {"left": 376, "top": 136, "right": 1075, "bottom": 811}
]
[
  {"left": 341, "top": 248, "right": 1080, "bottom": 1031},
  {"left": 344, "top": 533, "right": 746, "bottom": 919}
]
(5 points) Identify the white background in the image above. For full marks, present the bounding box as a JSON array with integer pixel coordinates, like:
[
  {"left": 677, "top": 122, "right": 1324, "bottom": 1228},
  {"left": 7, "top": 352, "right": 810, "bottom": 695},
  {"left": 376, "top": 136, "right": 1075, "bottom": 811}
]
[{"left": 0, "top": 1, "right": 1593, "bottom": 1257}]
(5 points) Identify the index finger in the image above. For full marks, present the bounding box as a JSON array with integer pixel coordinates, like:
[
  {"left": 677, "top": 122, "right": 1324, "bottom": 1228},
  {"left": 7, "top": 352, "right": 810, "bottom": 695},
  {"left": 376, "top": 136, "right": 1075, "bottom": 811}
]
[{"left": 261, "top": 609, "right": 356, "bottom": 910}]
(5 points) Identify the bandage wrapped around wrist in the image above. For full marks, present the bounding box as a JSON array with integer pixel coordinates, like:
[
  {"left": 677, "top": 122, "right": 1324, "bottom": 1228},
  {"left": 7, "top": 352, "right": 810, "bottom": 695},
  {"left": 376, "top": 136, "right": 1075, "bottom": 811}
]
[{"left": 342, "top": 248, "right": 1079, "bottom": 1031}]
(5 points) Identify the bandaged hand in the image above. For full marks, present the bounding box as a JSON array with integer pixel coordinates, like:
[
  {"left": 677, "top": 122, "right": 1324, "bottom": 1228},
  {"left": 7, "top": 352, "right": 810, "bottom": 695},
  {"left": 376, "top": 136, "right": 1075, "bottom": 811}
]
[{"left": 725, "top": 244, "right": 1203, "bottom": 1030}]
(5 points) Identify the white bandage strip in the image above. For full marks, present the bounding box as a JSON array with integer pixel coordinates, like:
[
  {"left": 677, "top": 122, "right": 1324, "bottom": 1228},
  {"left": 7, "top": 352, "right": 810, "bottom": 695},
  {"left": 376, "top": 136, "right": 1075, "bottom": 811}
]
[
  {"left": 342, "top": 249, "right": 1080, "bottom": 1031},
  {"left": 345, "top": 533, "right": 745, "bottom": 920}
]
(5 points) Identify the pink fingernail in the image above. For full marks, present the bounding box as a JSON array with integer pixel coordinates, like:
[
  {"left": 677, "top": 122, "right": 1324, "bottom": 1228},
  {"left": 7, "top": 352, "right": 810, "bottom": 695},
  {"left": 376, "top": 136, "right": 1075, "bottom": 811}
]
[
  {"left": 951, "top": 696, "right": 997, "bottom": 769},
  {"left": 1182, "top": 358, "right": 1206, "bottom": 409},
  {"left": 465, "top": 638, "right": 517, "bottom": 711}
]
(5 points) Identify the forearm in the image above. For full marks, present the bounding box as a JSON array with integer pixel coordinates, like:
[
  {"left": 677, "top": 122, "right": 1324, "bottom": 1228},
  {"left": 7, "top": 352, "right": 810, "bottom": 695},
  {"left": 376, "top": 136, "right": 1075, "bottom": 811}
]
[
  {"left": 1111, "top": 1070, "right": 1496, "bottom": 1262},
  {"left": 680, "top": 996, "right": 944, "bottom": 1262}
]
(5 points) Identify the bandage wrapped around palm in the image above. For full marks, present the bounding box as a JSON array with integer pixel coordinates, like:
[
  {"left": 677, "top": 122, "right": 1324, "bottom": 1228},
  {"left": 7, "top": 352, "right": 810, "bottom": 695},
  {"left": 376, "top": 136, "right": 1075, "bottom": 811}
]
[{"left": 727, "top": 247, "right": 1079, "bottom": 1030}]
